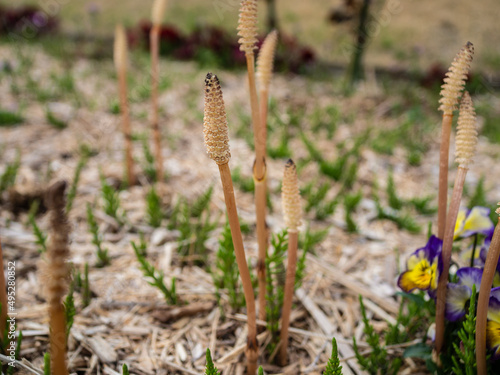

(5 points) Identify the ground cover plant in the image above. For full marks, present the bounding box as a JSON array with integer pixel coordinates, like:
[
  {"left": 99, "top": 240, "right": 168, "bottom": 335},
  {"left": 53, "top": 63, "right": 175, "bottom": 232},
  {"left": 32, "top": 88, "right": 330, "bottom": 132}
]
[{"left": 1, "top": 1, "right": 500, "bottom": 375}]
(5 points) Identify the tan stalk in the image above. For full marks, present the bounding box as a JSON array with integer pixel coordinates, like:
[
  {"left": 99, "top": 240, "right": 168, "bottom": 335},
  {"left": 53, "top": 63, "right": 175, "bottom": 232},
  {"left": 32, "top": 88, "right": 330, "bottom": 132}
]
[
  {"left": 0, "top": 240, "right": 7, "bottom": 339},
  {"left": 256, "top": 29, "right": 278, "bottom": 142},
  {"left": 435, "top": 92, "right": 478, "bottom": 356},
  {"left": 203, "top": 73, "right": 258, "bottom": 374},
  {"left": 114, "top": 25, "right": 136, "bottom": 186},
  {"left": 43, "top": 181, "right": 71, "bottom": 375},
  {"left": 476, "top": 206, "right": 500, "bottom": 375},
  {"left": 279, "top": 159, "right": 302, "bottom": 366},
  {"left": 150, "top": 0, "right": 168, "bottom": 182},
  {"left": 238, "top": 0, "right": 269, "bottom": 323},
  {"left": 437, "top": 42, "right": 474, "bottom": 239}
]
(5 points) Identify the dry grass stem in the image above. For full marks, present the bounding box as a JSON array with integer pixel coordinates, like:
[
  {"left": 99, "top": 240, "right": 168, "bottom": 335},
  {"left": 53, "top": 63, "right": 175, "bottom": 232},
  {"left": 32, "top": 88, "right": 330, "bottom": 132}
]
[
  {"left": 437, "top": 42, "right": 474, "bottom": 238},
  {"left": 203, "top": 73, "right": 257, "bottom": 374},
  {"left": 43, "top": 181, "right": 71, "bottom": 375},
  {"left": 435, "top": 92, "right": 478, "bottom": 356},
  {"left": 279, "top": 159, "right": 302, "bottom": 365},
  {"left": 476, "top": 205, "right": 500, "bottom": 375},
  {"left": 114, "top": 25, "right": 136, "bottom": 186}
]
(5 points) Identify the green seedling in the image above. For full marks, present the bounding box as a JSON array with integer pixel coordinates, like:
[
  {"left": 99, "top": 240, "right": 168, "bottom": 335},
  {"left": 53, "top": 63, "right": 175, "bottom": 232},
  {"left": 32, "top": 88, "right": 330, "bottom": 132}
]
[
  {"left": 387, "top": 172, "right": 403, "bottom": 210},
  {"left": 122, "top": 364, "right": 129, "bottom": 375},
  {"left": 451, "top": 285, "right": 477, "bottom": 375},
  {"left": 0, "top": 152, "right": 20, "bottom": 193},
  {"left": 168, "top": 186, "right": 217, "bottom": 265},
  {"left": 212, "top": 221, "right": 245, "bottom": 310},
  {"left": 28, "top": 200, "right": 47, "bottom": 253},
  {"left": 142, "top": 139, "right": 157, "bottom": 182},
  {"left": 146, "top": 186, "right": 163, "bottom": 227},
  {"left": 265, "top": 230, "right": 287, "bottom": 355},
  {"left": 353, "top": 296, "right": 402, "bottom": 375},
  {"left": 299, "top": 225, "right": 328, "bottom": 255},
  {"left": 344, "top": 191, "right": 362, "bottom": 233},
  {"left": 324, "top": 337, "right": 343, "bottom": 375},
  {"left": 66, "top": 153, "right": 88, "bottom": 213},
  {"left": 87, "top": 204, "right": 110, "bottom": 267},
  {"left": 205, "top": 349, "right": 220, "bottom": 375},
  {"left": 46, "top": 110, "right": 67, "bottom": 129},
  {"left": 82, "top": 263, "right": 91, "bottom": 308},
  {"left": 0, "top": 110, "right": 23, "bottom": 127},
  {"left": 132, "top": 240, "right": 177, "bottom": 305},
  {"left": 100, "top": 175, "right": 122, "bottom": 222},
  {"left": 64, "top": 280, "right": 76, "bottom": 342},
  {"left": 43, "top": 353, "right": 50, "bottom": 375}
]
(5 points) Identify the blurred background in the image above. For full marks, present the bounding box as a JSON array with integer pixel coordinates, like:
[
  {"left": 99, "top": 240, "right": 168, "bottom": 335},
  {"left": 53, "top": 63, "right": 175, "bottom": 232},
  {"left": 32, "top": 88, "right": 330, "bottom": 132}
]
[{"left": 1, "top": 0, "right": 499, "bottom": 75}]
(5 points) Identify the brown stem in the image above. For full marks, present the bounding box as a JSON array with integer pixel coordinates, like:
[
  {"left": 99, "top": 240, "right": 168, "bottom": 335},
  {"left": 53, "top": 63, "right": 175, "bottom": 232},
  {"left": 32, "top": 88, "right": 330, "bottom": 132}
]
[
  {"left": 437, "top": 114, "right": 453, "bottom": 239},
  {"left": 245, "top": 54, "right": 265, "bottom": 178},
  {"left": 246, "top": 53, "right": 268, "bottom": 326},
  {"left": 118, "top": 68, "right": 136, "bottom": 186},
  {"left": 435, "top": 166, "right": 468, "bottom": 355},
  {"left": 218, "top": 163, "right": 258, "bottom": 374},
  {"left": 150, "top": 25, "right": 163, "bottom": 182},
  {"left": 476, "top": 218, "right": 500, "bottom": 375},
  {"left": 50, "top": 302, "right": 69, "bottom": 375},
  {"left": 279, "top": 230, "right": 298, "bottom": 366},
  {"left": 259, "top": 89, "right": 269, "bottom": 146},
  {"left": 255, "top": 176, "right": 268, "bottom": 322},
  {"left": 0, "top": 240, "right": 7, "bottom": 340}
]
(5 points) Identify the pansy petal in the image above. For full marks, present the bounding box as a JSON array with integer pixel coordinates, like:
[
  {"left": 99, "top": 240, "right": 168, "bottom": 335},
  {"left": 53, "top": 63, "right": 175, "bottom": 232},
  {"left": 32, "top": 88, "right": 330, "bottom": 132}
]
[
  {"left": 446, "top": 283, "right": 471, "bottom": 321},
  {"left": 494, "top": 272, "right": 500, "bottom": 288},
  {"left": 398, "top": 269, "right": 428, "bottom": 293},
  {"left": 406, "top": 251, "right": 425, "bottom": 270},
  {"left": 398, "top": 257, "right": 437, "bottom": 292},
  {"left": 457, "top": 267, "right": 483, "bottom": 291},
  {"left": 454, "top": 208, "right": 468, "bottom": 239},
  {"left": 460, "top": 206, "right": 494, "bottom": 238},
  {"left": 488, "top": 288, "right": 500, "bottom": 323},
  {"left": 425, "top": 235, "right": 443, "bottom": 260},
  {"left": 487, "top": 320, "right": 500, "bottom": 360}
]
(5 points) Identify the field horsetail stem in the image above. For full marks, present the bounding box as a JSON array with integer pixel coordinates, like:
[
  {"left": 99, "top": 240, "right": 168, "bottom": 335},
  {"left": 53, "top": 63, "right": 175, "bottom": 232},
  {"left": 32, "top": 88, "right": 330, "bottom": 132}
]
[
  {"left": 114, "top": 24, "right": 136, "bottom": 186},
  {"left": 256, "top": 29, "right": 278, "bottom": 142},
  {"left": 279, "top": 159, "right": 302, "bottom": 366},
  {"left": 150, "top": 0, "right": 168, "bottom": 182},
  {"left": 203, "top": 73, "right": 258, "bottom": 374},
  {"left": 42, "top": 181, "right": 71, "bottom": 375},
  {"left": 437, "top": 42, "right": 474, "bottom": 239},
  {"left": 435, "top": 92, "right": 478, "bottom": 357},
  {"left": 476, "top": 205, "right": 500, "bottom": 375},
  {"left": 238, "top": 0, "right": 269, "bottom": 323}
]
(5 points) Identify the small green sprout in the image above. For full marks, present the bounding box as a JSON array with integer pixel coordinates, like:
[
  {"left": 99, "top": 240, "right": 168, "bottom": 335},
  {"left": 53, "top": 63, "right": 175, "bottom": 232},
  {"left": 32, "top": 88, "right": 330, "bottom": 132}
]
[{"left": 86, "top": 203, "right": 110, "bottom": 267}]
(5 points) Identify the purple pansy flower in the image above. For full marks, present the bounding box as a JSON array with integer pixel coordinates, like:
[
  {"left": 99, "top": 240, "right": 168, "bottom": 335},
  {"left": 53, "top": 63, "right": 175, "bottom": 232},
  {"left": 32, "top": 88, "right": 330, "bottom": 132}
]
[
  {"left": 454, "top": 206, "right": 494, "bottom": 240},
  {"left": 445, "top": 267, "right": 482, "bottom": 321},
  {"left": 487, "top": 287, "right": 500, "bottom": 359},
  {"left": 398, "top": 236, "right": 443, "bottom": 295}
]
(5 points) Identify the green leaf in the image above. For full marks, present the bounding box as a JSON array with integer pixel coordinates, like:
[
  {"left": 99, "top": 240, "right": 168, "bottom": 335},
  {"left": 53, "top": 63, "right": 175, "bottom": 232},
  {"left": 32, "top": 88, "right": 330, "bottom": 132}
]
[{"left": 403, "top": 343, "right": 432, "bottom": 360}]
